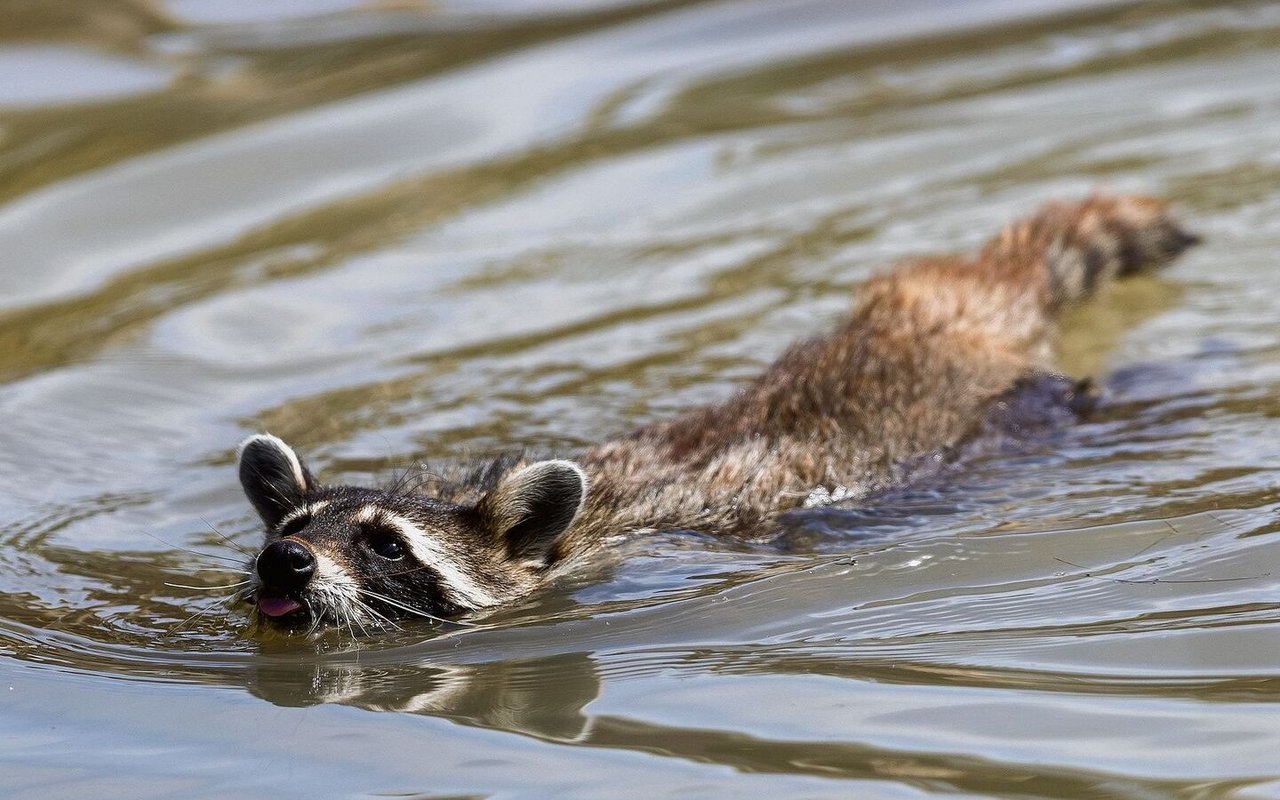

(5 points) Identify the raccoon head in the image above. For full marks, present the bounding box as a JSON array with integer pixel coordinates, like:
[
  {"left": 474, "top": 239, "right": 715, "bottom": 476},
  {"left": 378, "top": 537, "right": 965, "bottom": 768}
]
[{"left": 235, "top": 434, "right": 587, "bottom": 632}]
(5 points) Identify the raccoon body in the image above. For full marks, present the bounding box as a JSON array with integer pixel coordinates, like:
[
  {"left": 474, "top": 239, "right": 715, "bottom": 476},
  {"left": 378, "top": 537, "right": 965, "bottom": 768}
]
[{"left": 236, "top": 194, "right": 1197, "bottom": 632}]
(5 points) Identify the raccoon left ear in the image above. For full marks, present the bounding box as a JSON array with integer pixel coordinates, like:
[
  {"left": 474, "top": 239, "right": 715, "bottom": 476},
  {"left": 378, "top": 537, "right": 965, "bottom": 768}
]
[
  {"left": 237, "top": 434, "right": 316, "bottom": 528},
  {"left": 479, "top": 460, "right": 587, "bottom": 563}
]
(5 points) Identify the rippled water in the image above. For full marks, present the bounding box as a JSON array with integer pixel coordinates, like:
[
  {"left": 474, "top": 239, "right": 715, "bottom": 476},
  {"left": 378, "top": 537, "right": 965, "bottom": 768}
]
[{"left": 3, "top": 1, "right": 1280, "bottom": 797}]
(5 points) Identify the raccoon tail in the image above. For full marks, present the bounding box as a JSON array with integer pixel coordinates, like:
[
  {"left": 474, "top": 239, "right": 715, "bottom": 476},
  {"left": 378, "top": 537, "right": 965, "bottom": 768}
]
[{"left": 980, "top": 193, "right": 1200, "bottom": 313}]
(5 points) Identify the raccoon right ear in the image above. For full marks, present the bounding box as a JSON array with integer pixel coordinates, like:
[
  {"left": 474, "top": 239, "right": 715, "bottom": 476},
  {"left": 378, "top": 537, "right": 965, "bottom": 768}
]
[
  {"left": 478, "top": 460, "right": 587, "bottom": 564},
  {"left": 237, "top": 434, "right": 315, "bottom": 528}
]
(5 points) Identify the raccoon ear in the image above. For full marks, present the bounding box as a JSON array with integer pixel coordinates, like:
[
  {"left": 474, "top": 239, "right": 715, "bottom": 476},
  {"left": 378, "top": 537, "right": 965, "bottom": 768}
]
[
  {"left": 237, "top": 434, "right": 315, "bottom": 528},
  {"left": 479, "top": 460, "right": 587, "bottom": 563}
]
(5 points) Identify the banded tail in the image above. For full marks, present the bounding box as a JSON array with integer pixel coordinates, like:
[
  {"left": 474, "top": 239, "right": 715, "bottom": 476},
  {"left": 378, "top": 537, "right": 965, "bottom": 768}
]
[{"left": 982, "top": 193, "right": 1200, "bottom": 312}]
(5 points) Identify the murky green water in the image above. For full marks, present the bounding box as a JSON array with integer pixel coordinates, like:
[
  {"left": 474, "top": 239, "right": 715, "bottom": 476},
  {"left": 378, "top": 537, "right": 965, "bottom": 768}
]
[{"left": 3, "top": 1, "right": 1280, "bottom": 797}]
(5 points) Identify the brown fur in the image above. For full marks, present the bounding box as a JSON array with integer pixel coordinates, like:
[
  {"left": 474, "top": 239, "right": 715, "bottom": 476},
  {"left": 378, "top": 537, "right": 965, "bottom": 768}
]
[
  {"left": 240, "top": 194, "right": 1198, "bottom": 625},
  {"left": 534, "top": 194, "right": 1196, "bottom": 554}
]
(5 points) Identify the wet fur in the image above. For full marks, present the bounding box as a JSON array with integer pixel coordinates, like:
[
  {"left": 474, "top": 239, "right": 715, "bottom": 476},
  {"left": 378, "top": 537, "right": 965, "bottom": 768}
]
[
  {"left": 431, "top": 195, "right": 1195, "bottom": 547},
  {"left": 239, "top": 194, "right": 1197, "bottom": 625}
]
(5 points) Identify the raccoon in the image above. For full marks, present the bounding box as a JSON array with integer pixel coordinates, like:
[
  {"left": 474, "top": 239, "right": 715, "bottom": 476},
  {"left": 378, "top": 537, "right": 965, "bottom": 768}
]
[{"left": 236, "top": 194, "right": 1197, "bottom": 632}]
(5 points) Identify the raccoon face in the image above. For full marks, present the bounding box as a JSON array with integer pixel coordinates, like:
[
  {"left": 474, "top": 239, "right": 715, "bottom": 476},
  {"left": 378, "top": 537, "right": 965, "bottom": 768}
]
[{"left": 235, "top": 434, "right": 587, "bottom": 633}]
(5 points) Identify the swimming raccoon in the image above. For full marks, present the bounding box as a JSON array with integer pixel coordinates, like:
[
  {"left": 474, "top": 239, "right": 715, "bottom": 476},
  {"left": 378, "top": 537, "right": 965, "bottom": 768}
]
[{"left": 236, "top": 193, "right": 1197, "bottom": 632}]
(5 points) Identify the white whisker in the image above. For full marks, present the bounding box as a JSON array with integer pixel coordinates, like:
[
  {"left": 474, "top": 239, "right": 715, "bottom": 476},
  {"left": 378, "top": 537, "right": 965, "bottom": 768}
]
[
  {"left": 141, "top": 530, "right": 245, "bottom": 566},
  {"left": 349, "top": 595, "right": 402, "bottom": 633},
  {"left": 303, "top": 597, "right": 323, "bottom": 638},
  {"left": 198, "top": 516, "right": 255, "bottom": 557},
  {"left": 165, "top": 580, "right": 252, "bottom": 591},
  {"left": 166, "top": 592, "right": 237, "bottom": 635},
  {"left": 358, "top": 588, "right": 483, "bottom": 628}
]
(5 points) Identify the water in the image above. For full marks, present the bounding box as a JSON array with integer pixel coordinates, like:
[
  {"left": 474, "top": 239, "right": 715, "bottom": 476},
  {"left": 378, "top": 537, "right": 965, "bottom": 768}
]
[{"left": 2, "top": 1, "right": 1280, "bottom": 797}]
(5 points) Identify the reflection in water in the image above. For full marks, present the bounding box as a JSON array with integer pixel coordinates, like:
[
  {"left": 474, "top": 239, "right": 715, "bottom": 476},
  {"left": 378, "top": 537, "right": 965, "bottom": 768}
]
[
  {"left": 249, "top": 652, "right": 599, "bottom": 744},
  {"left": 3, "top": 0, "right": 1280, "bottom": 797}
]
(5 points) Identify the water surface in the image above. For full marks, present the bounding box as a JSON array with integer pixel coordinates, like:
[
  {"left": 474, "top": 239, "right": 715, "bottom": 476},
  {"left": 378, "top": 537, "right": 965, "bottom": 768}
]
[{"left": 3, "top": 1, "right": 1280, "bottom": 797}]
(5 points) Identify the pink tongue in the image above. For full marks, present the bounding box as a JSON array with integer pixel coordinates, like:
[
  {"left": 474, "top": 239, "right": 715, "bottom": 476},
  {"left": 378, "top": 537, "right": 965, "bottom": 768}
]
[{"left": 258, "top": 596, "right": 303, "bottom": 618}]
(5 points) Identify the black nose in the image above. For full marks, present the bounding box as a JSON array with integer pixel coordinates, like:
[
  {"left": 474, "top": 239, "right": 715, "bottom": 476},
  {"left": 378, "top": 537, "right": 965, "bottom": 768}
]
[{"left": 256, "top": 539, "right": 316, "bottom": 591}]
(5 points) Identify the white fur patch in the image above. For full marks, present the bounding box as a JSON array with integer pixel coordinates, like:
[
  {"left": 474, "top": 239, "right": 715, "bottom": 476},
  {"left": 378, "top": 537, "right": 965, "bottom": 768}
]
[
  {"left": 274, "top": 500, "right": 329, "bottom": 535},
  {"left": 379, "top": 513, "right": 499, "bottom": 609},
  {"left": 312, "top": 551, "right": 356, "bottom": 592},
  {"left": 308, "top": 551, "right": 367, "bottom": 627}
]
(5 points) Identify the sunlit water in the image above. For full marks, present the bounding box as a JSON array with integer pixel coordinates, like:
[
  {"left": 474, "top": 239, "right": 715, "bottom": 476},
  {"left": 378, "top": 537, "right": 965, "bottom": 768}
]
[{"left": 2, "top": 1, "right": 1280, "bottom": 797}]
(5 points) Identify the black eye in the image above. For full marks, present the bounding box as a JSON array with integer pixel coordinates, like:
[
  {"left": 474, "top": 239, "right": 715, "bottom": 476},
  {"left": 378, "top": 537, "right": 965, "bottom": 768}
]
[
  {"left": 278, "top": 514, "right": 309, "bottom": 537},
  {"left": 368, "top": 532, "right": 404, "bottom": 561}
]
